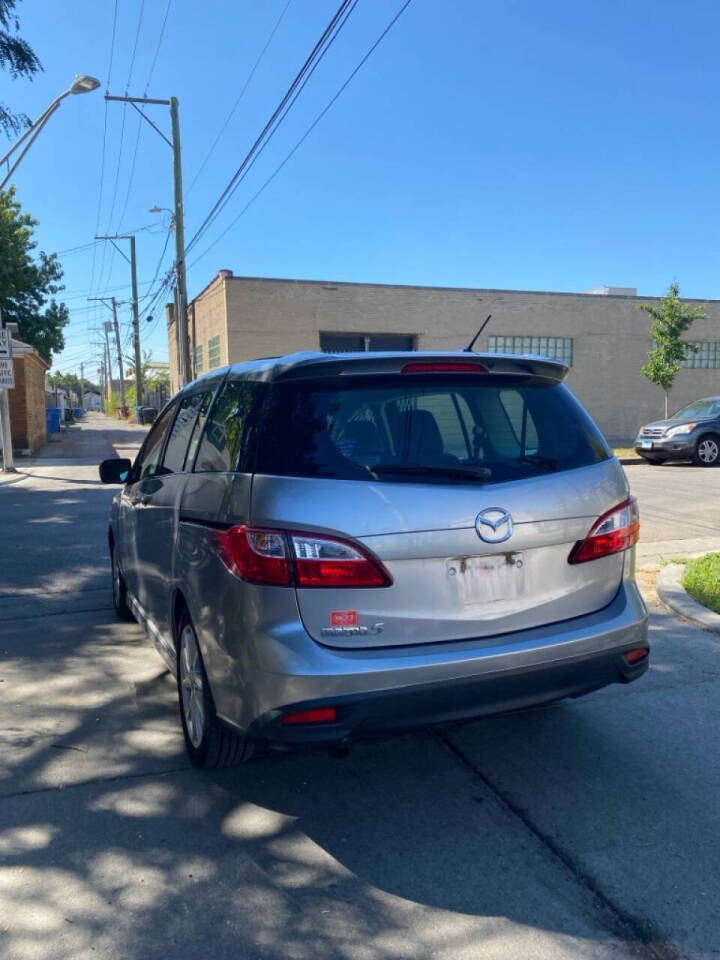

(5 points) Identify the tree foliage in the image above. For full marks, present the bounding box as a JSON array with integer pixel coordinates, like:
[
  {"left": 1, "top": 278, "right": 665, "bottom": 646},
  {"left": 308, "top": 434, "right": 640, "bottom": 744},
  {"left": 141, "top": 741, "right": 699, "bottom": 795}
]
[
  {"left": 0, "top": 187, "right": 69, "bottom": 360},
  {"left": 47, "top": 371, "right": 99, "bottom": 395},
  {"left": 640, "top": 282, "right": 705, "bottom": 416},
  {"left": 0, "top": 0, "right": 42, "bottom": 136}
]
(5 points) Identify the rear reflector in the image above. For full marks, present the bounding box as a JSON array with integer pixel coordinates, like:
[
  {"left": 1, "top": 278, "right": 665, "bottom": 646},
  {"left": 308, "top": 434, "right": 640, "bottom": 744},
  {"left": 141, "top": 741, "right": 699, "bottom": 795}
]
[
  {"left": 215, "top": 525, "right": 392, "bottom": 588},
  {"left": 624, "top": 647, "right": 649, "bottom": 664},
  {"left": 568, "top": 496, "right": 640, "bottom": 564},
  {"left": 401, "top": 361, "right": 489, "bottom": 374},
  {"left": 282, "top": 707, "right": 337, "bottom": 726}
]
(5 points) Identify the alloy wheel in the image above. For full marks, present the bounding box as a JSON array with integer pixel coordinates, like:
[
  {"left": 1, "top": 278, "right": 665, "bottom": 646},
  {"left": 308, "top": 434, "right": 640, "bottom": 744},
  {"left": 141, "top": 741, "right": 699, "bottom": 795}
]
[
  {"left": 697, "top": 438, "right": 720, "bottom": 464},
  {"left": 180, "top": 626, "right": 206, "bottom": 748}
]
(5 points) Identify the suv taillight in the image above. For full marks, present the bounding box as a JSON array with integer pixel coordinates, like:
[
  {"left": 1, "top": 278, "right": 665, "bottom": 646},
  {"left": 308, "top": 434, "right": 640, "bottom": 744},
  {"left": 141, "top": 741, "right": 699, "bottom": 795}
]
[
  {"left": 216, "top": 525, "right": 392, "bottom": 588},
  {"left": 568, "top": 497, "right": 640, "bottom": 564}
]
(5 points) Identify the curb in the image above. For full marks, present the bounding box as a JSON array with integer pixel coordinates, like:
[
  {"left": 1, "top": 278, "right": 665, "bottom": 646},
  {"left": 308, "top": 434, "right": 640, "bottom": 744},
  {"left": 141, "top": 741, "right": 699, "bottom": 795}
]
[{"left": 656, "top": 563, "right": 720, "bottom": 635}]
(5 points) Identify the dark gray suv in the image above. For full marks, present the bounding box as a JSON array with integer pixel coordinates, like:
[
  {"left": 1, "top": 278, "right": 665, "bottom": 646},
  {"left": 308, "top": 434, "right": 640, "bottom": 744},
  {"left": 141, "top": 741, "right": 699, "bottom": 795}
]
[
  {"left": 635, "top": 397, "right": 720, "bottom": 465},
  {"left": 100, "top": 351, "right": 649, "bottom": 768}
]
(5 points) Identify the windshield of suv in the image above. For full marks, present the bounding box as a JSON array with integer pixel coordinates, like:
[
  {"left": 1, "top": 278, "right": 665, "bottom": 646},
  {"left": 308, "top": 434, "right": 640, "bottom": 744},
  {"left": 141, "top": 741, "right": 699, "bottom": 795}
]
[
  {"left": 254, "top": 375, "right": 610, "bottom": 484},
  {"left": 671, "top": 398, "right": 720, "bottom": 419}
]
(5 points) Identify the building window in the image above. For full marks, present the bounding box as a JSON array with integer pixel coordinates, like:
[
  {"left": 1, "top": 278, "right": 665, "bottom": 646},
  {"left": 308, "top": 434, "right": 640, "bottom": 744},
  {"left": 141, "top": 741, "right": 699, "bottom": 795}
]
[
  {"left": 682, "top": 342, "right": 720, "bottom": 369},
  {"left": 194, "top": 343, "right": 204, "bottom": 374},
  {"left": 208, "top": 335, "right": 221, "bottom": 369},
  {"left": 487, "top": 335, "right": 574, "bottom": 366},
  {"left": 320, "top": 332, "right": 416, "bottom": 352}
]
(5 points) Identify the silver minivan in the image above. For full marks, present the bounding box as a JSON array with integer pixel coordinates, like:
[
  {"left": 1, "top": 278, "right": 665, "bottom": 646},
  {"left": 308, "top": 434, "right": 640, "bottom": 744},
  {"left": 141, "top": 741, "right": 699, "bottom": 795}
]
[{"left": 100, "top": 351, "right": 649, "bottom": 767}]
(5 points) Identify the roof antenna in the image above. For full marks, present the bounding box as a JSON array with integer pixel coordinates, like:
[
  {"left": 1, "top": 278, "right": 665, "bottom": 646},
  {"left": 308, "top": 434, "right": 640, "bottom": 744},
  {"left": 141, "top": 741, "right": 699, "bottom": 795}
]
[{"left": 464, "top": 314, "right": 492, "bottom": 352}]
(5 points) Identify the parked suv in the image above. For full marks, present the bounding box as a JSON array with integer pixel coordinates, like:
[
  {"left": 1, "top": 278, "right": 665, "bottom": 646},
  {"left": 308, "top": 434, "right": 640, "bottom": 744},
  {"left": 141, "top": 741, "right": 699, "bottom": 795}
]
[
  {"left": 100, "top": 351, "right": 649, "bottom": 768},
  {"left": 634, "top": 396, "right": 720, "bottom": 466}
]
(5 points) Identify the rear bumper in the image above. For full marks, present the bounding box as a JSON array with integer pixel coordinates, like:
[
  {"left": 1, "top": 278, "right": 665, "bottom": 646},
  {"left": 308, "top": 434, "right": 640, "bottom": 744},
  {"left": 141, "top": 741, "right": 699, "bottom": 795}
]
[
  {"left": 216, "top": 579, "right": 649, "bottom": 745},
  {"left": 247, "top": 647, "right": 648, "bottom": 747}
]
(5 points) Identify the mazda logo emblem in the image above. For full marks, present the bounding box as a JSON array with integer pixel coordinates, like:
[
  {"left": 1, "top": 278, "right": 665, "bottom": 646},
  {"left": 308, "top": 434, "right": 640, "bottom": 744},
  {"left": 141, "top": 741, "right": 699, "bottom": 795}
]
[{"left": 475, "top": 507, "right": 513, "bottom": 543}]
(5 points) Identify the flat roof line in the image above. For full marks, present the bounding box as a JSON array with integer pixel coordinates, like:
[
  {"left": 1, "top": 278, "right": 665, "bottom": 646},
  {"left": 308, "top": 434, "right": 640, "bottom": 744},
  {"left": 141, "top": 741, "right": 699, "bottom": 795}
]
[{"left": 213, "top": 274, "right": 718, "bottom": 304}]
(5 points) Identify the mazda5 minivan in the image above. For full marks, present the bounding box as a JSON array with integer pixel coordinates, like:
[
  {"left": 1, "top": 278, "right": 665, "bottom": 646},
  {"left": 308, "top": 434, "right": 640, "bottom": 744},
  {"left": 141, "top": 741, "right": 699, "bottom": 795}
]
[{"left": 100, "top": 351, "right": 649, "bottom": 768}]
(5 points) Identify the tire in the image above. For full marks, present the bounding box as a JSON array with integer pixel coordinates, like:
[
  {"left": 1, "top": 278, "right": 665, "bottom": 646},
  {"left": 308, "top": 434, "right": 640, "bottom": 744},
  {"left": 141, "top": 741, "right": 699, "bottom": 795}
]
[
  {"left": 176, "top": 612, "right": 253, "bottom": 768},
  {"left": 111, "top": 544, "right": 134, "bottom": 621},
  {"left": 693, "top": 435, "right": 720, "bottom": 467}
]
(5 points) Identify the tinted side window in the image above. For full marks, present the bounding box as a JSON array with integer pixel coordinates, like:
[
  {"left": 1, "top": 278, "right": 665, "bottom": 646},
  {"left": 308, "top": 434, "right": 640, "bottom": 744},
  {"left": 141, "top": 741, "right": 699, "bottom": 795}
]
[
  {"left": 184, "top": 391, "right": 214, "bottom": 471},
  {"left": 134, "top": 403, "right": 177, "bottom": 480},
  {"left": 162, "top": 392, "right": 208, "bottom": 474},
  {"left": 194, "top": 380, "right": 260, "bottom": 473}
]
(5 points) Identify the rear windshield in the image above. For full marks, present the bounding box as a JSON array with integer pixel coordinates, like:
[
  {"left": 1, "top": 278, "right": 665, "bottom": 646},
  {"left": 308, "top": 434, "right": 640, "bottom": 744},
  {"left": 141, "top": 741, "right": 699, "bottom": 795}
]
[{"left": 254, "top": 375, "right": 611, "bottom": 485}]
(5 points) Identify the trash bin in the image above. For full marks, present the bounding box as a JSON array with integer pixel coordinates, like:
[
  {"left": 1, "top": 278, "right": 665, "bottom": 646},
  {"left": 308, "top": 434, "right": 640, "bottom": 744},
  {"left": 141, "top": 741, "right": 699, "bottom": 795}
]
[
  {"left": 141, "top": 406, "right": 158, "bottom": 425},
  {"left": 74, "top": 407, "right": 83, "bottom": 419},
  {"left": 46, "top": 407, "right": 61, "bottom": 435}
]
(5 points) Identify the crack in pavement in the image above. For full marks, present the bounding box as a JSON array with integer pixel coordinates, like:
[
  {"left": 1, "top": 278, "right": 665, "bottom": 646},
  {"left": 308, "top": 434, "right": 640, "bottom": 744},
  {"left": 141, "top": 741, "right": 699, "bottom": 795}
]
[{"left": 436, "top": 729, "right": 681, "bottom": 960}]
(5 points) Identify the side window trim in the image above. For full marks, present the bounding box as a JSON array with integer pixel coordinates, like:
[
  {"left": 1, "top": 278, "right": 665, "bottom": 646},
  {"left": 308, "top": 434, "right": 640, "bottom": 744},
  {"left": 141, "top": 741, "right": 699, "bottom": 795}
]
[
  {"left": 128, "top": 399, "right": 178, "bottom": 483},
  {"left": 187, "top": 373, "right": 230, "bottom": 474}
]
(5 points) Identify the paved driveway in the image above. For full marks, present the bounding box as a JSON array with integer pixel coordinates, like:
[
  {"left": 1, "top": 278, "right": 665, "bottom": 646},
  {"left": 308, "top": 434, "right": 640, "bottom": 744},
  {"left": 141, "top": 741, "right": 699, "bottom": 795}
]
[
  {"left": 626, "top": 461, "right": 720, "bottom": 563},
  {"left": 0, "top": 421, "right": 719, "bottom": 959}
]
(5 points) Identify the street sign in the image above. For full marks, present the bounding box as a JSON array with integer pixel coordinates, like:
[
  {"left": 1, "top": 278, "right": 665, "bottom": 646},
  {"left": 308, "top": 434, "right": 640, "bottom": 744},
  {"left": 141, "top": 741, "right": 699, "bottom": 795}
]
[{"left": 0, "top": 330, "right": 15, "bottom": 389}]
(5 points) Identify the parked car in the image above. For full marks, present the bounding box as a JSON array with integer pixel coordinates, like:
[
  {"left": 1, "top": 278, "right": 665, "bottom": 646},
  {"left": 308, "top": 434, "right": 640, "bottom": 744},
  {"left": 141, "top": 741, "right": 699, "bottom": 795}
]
[
  {"left": 634, "top": 396, "right": 720, "bottom": 466},
  {"left": 99, "top": 351, "right": 649, "bottom": 768}
]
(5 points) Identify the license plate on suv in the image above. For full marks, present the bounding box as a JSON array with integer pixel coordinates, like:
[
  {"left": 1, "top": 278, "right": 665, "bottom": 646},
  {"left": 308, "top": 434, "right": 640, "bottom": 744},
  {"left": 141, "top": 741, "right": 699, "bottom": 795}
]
[{"left": 641, "top": 439, "right": 653, "bottom": 449}]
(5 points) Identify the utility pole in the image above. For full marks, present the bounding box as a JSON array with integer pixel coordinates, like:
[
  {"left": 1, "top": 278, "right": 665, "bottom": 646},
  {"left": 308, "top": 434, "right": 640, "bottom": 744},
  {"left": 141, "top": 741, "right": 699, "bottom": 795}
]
[
  {"left": 95, "top": 234, "right": 143, "bottom": 411},
  {"left": 80, "top": 362, "right": 85, "bottom": 409},
  {"left": 0, "top": 306, "right": 16, "bottom": 473},
  {"left": 102, "top": 321, "right": 113, "bottom": 398},
  {"left": 88, "top": 295, "right": 127, "bottom": 415},
  {"left": 170, "top": 96, "right": 190, "bottom": 387},
  {"left": 105, "top": 92, "right": 190, "bottom": 387}
]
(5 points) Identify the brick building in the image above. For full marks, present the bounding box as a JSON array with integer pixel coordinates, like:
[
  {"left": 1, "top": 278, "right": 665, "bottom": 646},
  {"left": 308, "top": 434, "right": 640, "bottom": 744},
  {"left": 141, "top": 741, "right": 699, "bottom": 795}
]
[
  {"left": 5, "top": 338, "right": 50, "bottom": 455},
  {"left": 167, "top": 273, "right": 720, "bottom": 442}
]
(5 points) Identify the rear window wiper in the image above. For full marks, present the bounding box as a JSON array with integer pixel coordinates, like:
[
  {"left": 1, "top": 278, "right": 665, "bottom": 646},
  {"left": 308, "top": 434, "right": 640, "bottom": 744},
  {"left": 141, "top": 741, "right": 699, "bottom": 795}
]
[
  {"left": 517, "top": 454, "right": 558, "bottom": 471},
  {"left": 370, "top": 464, "right": 492, "bottom": 482}
]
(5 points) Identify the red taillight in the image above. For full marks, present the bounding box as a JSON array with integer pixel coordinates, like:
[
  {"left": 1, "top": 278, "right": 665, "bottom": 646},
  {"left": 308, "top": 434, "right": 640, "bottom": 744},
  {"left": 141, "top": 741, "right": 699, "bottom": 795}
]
[
  {"left": 624, "top": 647, "right": 649, "bottom": 664},
  {"left": 216, "top": 525, "right": 293, "bottom": 586},
  {"left": 282, "top": 707, "right": 337, "bottom": 726},
  {"left": 568, "top": 497, "right": 640, "bottom": 564},
  {"left": 290, "top": 532, "right": 392, "bottom": 588},
  {"left": 216, "top": 525, "right": 392, "bottom": 588},
  {"left": 401, "top": 361, "right": 489, "bottom": 374}
]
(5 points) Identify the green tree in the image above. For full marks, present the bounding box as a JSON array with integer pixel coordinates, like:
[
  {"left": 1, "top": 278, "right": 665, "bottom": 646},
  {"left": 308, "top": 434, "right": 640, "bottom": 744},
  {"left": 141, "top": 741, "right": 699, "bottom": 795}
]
[
  {"left": 47, "top": 371, "right": 99, "bottom": 396},
  {"left": 640, "top": 282, "right": 705, "bottom": 419},
  {"left": 0, "top": 0, "right": 42, "bottom": 136},
  {"left": 0, "top": 186, "right": 69, "bottom": 360}
]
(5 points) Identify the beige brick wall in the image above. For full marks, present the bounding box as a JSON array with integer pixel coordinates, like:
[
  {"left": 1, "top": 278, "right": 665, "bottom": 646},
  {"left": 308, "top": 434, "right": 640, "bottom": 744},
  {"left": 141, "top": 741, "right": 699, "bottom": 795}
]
[{"left": 179, "top": 275, "right": 720, "bottom": 441}]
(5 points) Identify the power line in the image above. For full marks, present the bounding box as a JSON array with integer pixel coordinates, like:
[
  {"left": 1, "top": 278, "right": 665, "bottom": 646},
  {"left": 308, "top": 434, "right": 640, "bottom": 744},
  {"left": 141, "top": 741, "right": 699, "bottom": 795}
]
[
  {"left": 89, "top": 0, "right": 120, "bottom": 305},
  {"left": 125, "top": 0, "right": 146, "bottom": 92},
  {"left": 189, "top": 0, "right": 415, "bottom": 270},
  {"left": 117, "top": 0, "right": 174, "bottom": 229},
  {"left": 186, "top": 0, "right": 293, "bottom": 197},
  {"left": 145, "top": 0, "right": 172, "bottom": 93},
  {"left": 185, "top": 0, "right": 359, "bottom": 256}
]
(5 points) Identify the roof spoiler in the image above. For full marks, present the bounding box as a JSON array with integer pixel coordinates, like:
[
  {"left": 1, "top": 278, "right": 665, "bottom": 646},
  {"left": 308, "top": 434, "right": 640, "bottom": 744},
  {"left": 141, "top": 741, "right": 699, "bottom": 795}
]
[{"left": 273, "top": 351, "right": 569, "bottom": 383}]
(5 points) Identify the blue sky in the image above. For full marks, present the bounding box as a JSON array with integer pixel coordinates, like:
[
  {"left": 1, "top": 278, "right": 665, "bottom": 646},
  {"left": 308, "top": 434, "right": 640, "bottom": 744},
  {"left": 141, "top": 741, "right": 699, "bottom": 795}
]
[{"left": 7, "top": 0, "right": 720, "bottom": 376}]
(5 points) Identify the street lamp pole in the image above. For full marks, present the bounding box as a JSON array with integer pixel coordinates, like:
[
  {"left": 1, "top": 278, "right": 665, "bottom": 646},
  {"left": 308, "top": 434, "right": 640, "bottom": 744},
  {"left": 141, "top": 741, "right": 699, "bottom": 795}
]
[
  {"left": 0, "top": 75, "right": 101, "bottom": 191},
  {"left": 105, "top": 92, "right": 190, "bottom": 387}
]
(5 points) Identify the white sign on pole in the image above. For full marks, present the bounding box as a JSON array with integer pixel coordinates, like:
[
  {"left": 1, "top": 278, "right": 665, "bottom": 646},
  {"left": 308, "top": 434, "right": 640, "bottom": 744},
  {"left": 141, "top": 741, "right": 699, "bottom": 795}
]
[{"left": 0, "top": 330, "right": 15, "bottom": 389}]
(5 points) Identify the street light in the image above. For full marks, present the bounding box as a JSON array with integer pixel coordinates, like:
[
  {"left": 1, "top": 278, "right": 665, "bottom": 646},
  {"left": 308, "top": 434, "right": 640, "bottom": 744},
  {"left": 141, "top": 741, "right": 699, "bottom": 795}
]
[{"left": 0, "top": 74, "right": 101, "bottom": 190}]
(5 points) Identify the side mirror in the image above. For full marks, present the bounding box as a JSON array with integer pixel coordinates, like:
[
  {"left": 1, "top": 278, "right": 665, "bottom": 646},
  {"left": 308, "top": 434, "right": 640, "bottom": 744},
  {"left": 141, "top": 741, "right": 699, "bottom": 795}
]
[{"left": 99, "top": 458, "right": 132, "bottom": 484}]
